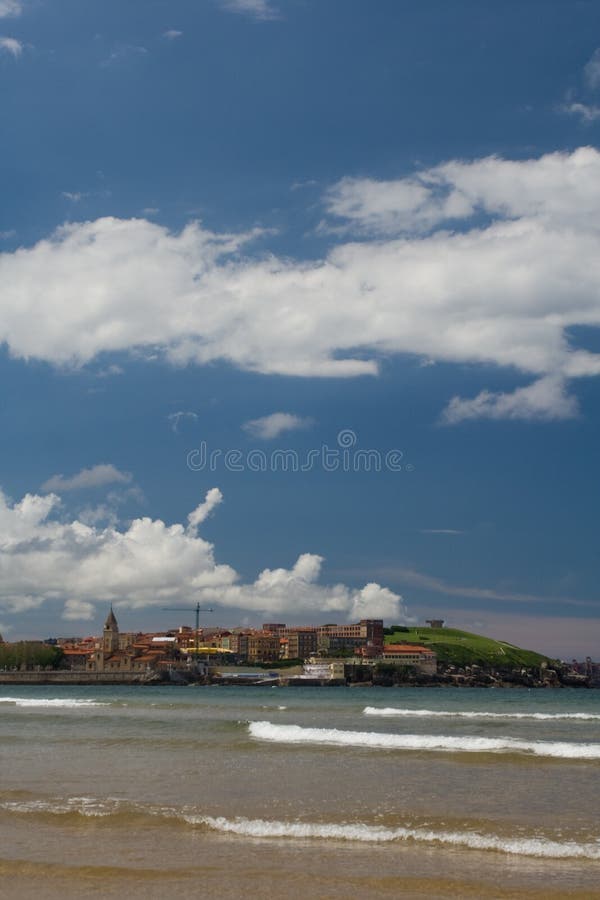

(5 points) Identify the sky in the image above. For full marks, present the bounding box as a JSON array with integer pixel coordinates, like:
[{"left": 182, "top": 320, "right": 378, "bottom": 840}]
[{"left": 1, "top": 0, "right": 600, "bottom": 658}]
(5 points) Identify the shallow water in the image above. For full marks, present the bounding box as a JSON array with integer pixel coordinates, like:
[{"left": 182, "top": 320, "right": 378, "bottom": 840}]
[{"left": 1, "top": 685, "right": 599, "bottom": 898}]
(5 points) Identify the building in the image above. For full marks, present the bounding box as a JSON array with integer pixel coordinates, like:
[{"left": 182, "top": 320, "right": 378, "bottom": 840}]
[
  {"left": 246, "top": 632, "right": 281, "bottom": 663},
  {"left": 317, "top": 619, "right": 384, "bottom": 654},
  {"left": 377, "top": 643, "right": 437, "bottom": 674},
  {"left": 280, "top": 629, "right": 318, "bottom": 659},
  {"left": 300, "top": 658, "right": 346, "bottom": 681},
  {"left": 87, "top": 608, "right": 158, "bottom": 674}
]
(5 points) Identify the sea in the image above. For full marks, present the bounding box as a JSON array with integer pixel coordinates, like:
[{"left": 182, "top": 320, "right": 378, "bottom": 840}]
[{"left": 1, "top": 684, "right": 600, "bottom": 899}]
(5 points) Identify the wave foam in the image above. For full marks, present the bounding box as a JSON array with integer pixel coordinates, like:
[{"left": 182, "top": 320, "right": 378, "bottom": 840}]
[
  {"left": 191, "top": 815, "right": 600, "bottom": 860},
  {"left": 248, "top": 721, "right": 600, "bottom": 759},
  {"left": 364, "top": 707, "right": 600, "bottom": 722},
  {"left": 0, "top": 796, "right": 118, "bottom": 817},
  {"left": 0, "top": 697, "right": 108, "bottom": 708},
  {"left": 4, "top": 796, "right": 599, "bottom": 860}
]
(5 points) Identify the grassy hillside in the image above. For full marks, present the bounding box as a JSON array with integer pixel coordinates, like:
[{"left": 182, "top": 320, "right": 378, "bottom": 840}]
[{"left": 385, "top": 626, "right": 553, "bottom": 669}]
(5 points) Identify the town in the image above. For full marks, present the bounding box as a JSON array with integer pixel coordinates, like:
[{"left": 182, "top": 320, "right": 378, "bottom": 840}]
[{"left": 0, "top": 608, "right": 597, "bottom": 687}]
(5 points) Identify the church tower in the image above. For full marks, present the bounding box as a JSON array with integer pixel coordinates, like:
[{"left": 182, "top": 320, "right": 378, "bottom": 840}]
[{"left": 103, "top": 606, "right": 119, "bottom": 655}]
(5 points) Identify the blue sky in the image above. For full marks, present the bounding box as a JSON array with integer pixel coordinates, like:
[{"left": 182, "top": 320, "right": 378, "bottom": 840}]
[{"left": 1, "top": 0, "right": 600, "bottom": 657}]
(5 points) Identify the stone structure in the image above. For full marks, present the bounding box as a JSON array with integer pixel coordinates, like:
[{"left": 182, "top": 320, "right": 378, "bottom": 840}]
[{"left": 87, "top": 608, "right": 151, "bottom": 674}]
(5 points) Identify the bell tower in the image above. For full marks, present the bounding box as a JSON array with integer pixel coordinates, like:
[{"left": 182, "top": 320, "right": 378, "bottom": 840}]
[{"left": 103, "top": 606, "right": 119, "bottom": 654}]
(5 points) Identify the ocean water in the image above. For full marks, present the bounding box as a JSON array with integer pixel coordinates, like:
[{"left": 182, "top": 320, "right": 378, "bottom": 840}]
[{"left": 1, "top": 684, "right": 599, "bottom": 899}]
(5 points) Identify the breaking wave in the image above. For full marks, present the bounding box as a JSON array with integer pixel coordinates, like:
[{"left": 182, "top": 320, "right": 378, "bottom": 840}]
[
  {"left": 0, "top": 796, "right": 128, "bottom": 818},
  {"left": 3, "top": 796, "right": 599, "bottom": 860},
  {"left": 193, "top": 815, "right": 600, "bottom": 859},
  {"left": 364, "top": 707, "right": 600, "bottom": 722},
  {"left": 248, "top": 721, "right": 600, "bottom": 759},
  {"left": 0, "top": 696, "right": 109, "bottom": 708}
]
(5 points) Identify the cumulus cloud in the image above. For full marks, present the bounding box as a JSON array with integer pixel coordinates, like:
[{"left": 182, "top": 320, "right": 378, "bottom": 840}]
[
  {"left": 77, "top": 486, "right": 145, "bottom": 529},
  {"left": 323, "top": 147, "right": 600, "bottom": 236},
  {"left": 4, "top": 149, "right": 600, "bottom": 419},
  {"left": 163, "top": 29, "right": 183, "bottom": 39},
  {"left": 0, "top": 35, "right": 22, "bottom": 57},
  {"left": 228, "top": 554, "right": 405, "bottom": 620},
  {"left": 0, "top": 1, "right": 21, "bottom": 18},
  {"left": 441, "top": 375, "right": 579, "bottom": 424},
  {"left": 323, "top": 175, "right": 473, "bottom": 236},
  {"left": 41, "top": 464, "right": 132, "bottom": 493},
  {"left": 219, "top": 0, "right": 279, "bottom": 21},
  {"left": 0, "top": 488, "right": 407, "bottom": 622},
  {"left": 187, "top": 486, "right": 223, "bottom": 530},
  {"left": 242, "top": 412, "right": 315, "bottom": 440}
]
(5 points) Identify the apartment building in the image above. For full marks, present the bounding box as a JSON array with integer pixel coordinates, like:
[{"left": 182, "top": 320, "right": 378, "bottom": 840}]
[
  {"left": 246, "top": 632, "right": 281, "bottom": 663},
  {"left": 317, "top": 619, "right": 384, "bottom": 653}
]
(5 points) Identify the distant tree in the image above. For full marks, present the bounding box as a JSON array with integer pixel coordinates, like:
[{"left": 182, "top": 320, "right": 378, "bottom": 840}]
[{"left": 0, "top": 642, "right": 64, "bottom": 670}]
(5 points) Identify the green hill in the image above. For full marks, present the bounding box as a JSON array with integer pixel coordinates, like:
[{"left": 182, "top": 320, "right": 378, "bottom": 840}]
[{"left": 385, "top": 625, "right": 554, "bottom": 669}]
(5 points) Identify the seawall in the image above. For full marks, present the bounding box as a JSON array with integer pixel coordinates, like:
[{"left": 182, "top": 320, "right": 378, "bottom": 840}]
[{"left": 0, "top": 671, "right": 156, "bottom": 685}]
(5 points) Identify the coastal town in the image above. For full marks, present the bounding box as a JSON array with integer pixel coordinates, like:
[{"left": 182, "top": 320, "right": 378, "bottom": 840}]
[{"left": 0, "top": 608, "right": 597, "bottom": 688}]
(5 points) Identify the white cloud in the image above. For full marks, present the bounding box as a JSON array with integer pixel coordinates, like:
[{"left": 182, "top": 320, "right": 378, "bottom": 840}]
[
  {"left": 61, "top": 191, "right": 88, "bottom": 202},
  {"left": 584, "top": 48, "right": 600, "bottom": 91},
  {"left": 419, "top": 529, "right": 464, "bottom": 535},
  {"left": 0, "top": 35, "right": 22, "bottom": 57},
  {"left": 441, "top": 376, "right": 579, "bottom": 424},
  {"left": 4, "top": 149, "right": 600, "bottom": 420},
  {"left": 186, "top": 486, "right": 223, "bottom": 530},
  {"left": 42, "top": 464, "right": 133, "bottom": 494},
  {"left": 220, "top": 0, "right": 279, "bottom": 20},
  {"left": 77, "top": 486, "right": 145, "bottom": 529},
  {"left": 291, "top": 179, "right": 319, "bottom": 191},
  {"left": 168, "top": 410, "right": 198, "bottom": 433},
  {"left": 96, "top": 363, "right": 123, "bottom": 377},
  {"left": 323, "top": 175, "right": 473, "bottom": 236},
  {"left": 163, "top": 29, "right": 182, "bottom": 39},
  {"left": 76, "top": 503, "right": 120, "bottom": 528},
  {"left": 324, "top": 147, "right": 600, "bottom": 235},
  {"left": 101, "top": 44, "right": 148, "bottom": 67},
  {"left": 228, "top": 554, "right": 404, "bottom": 620},
  {"left": 557, "top": 50, "right": 600, "bottom": 126},
  {"left": 0, "top": 488, "right": 407, "bottom": 623},
  {"left": 561, "top": 101, "right": 600, "bottom": 123},
  {"left": 0, "top": 1, "right": 21, "bottom": 18},
  {"left": 63, "top": 599, "right": 95, "bottom": 621},
  {"left": 242, "top": 412, "right": 315, "bottom": 440}
]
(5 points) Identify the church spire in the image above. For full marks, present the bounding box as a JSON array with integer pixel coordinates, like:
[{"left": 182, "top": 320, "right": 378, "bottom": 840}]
[
  {"left": 103, "top": 605, "right": 119, "bottom": 654},
  {"left": 104, "top": 605, "right": 118, "bottom": 629}
]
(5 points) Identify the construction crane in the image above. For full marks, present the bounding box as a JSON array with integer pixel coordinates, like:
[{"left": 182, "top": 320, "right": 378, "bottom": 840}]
[{"left": 162, "top": 603, "right": 213, "bottom": 659}]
